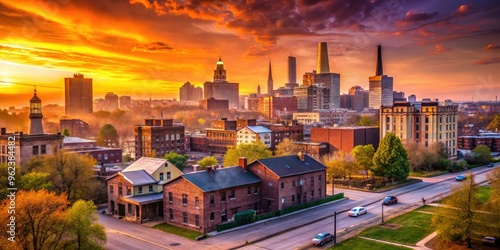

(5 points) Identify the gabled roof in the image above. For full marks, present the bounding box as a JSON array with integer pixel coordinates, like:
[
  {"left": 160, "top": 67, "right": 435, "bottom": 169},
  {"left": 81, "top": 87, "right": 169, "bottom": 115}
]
[
  {"left": 254, "top": 154, "right": 326, "bottom": 178},
  {"left": 244, "top": 126, "right": 272, "bottom": 133},
  {"left": 183, "top": 166, "right": 261, "bottom": 192},
  {"left": 123, "top": 157, "right": 168, "bottom": 175},
  {"left": 122, "top": 193, "right": 163, "bottom": 205},
  {"left": 120, "top": 170, "right": 157, "bottom": 186}
]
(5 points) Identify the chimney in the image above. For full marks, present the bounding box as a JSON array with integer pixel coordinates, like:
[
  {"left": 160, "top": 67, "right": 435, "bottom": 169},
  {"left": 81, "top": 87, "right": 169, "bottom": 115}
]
[
  {"left": 297, "top": 152, "right": 304, "bottom": 161},
  {"left": 206, "top": 166, "right": 213, "bottom": 173},
  {"left": 376, "top": 45, "right": 383, "bottom": 76},
  {"left": 239, "top": 157, "right": 248, "bottom": 172},
  {"left": 192, "top": 164, "right": 199, "bottom": 172},
  {"left": 1, "top": 128, "right": 5, "bottom": 135}
]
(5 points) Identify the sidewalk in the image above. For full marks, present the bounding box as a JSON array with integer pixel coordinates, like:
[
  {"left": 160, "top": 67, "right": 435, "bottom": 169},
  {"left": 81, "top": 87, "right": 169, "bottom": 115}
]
[{"left": 358, "top": 232, "right": 435, "bottom": 250}]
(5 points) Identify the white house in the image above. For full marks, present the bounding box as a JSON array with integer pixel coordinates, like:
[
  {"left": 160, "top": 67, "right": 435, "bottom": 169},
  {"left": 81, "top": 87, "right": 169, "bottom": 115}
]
[{"left": 237, "top": 126, "right": 272, "bottom": 148}]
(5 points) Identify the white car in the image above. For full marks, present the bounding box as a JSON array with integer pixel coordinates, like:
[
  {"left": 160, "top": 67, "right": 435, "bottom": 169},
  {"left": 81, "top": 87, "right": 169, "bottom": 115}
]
[{"left": 348, "top": 206, "right": 367, "bottom": 217}]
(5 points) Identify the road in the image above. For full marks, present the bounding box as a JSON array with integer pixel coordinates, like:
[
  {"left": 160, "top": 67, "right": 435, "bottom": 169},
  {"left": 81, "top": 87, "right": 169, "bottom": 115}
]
[{"left": 99, "top": 165, "right": 497, "bottom": 250}]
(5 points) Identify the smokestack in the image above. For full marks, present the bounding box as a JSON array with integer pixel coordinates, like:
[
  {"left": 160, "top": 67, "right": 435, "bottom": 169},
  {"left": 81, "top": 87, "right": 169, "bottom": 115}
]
[
  {"left": 317, "top": 42, "right": 330, "bottom": 74},
  {"left": 376, "top": 45, "right": 383, "bottom": 76},
  {"left": 239, "top": 157, "right": 248, "bottom": 172}
]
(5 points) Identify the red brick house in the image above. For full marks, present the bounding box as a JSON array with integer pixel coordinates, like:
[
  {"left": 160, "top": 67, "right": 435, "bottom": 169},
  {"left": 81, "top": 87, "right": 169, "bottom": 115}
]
[
  {"left": 163, "top": 165, "right": 261, "bottom": 234},
  {"left": 247, "top": 153, "right": 327, "bottom": 212}
]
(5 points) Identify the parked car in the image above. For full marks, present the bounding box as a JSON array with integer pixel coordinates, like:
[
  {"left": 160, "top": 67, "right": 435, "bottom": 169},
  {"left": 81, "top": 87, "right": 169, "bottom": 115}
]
[
  {"left": 382, "top": 196, "right": 398, "bottom": 205},
  {"left": 482, "top": 236, "right": 498, "bottom": 246},
  {"left": 455, "top": 175, "right": 467, "bottom": 181},
  {"left": 348, "top": 206, "right": 367, "bottom": 217},
  {"left": 311, "top": 232, "right": 334, "bottom": 246},
  {"left": 487, "top": 163, "right": 494, "bottom": 168}
]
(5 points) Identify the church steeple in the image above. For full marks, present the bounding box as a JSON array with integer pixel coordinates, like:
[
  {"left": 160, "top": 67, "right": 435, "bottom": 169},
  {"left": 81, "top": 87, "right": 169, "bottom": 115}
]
[
  {"left": 214, "top": 57, "right": 227, "bottom": 82},
  {"left": 267, "top": 61, "right": 273, "bottom": 95},
  {"left": 29, "top": 86, "right": 44, "bottom": 135}
]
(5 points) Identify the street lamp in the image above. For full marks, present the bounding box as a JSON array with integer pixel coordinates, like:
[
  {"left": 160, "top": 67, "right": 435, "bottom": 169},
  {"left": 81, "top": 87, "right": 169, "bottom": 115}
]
[{"left": 381, "top": 203, "right": 384, "bottom": 224}]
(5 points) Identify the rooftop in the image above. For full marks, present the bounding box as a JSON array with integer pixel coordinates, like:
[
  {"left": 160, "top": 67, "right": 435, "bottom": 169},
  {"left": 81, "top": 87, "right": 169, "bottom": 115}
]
[
  {"left": 255, "top": 154, "right": 326, "bottom": 178},
  {"left": 122, "top": 192, "right": 163, "bottom": 205},
  {"left": 245, "top": 126, "right": 272, "bottom": 133},
  {"left": 120, "top": 170, "right": 157, "bottom": 186},
  {"left": 123, "top": 157, "right": 169, "bottom": 175},
  {"left": 183, "top": 166, "right": 261, "bottom": 192},
  {"left": 63, "top": 137, "right": 95, "bottom": 144}
]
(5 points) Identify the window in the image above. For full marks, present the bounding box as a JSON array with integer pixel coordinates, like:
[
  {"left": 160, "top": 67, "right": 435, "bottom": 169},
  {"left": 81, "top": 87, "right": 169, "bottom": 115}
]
[
  {"left": 32, "top": 145, "right": 39, "bottom": 155},
  {"left": 311, "top": 190, "right": 314, "bottom": 197},
  {"left": 118, "top": 185, "right": 123, "bottom": 195},
  {"left": 311, "top": 177, "right": 314, "bottom": 186},
  {"left": 280, "top": 182, "right": 284, "bottom": 189},
  {"left": 292, "top": 195, "right": 295, "bottom": 202},
  {"left": 210, "top": 195, "right": 214, "bottom": 205},
  {"left": 139, "top": 186, "right": 143, "bottom": 194},
  {"left": 195, "top": 215, "right": 200, "bottom": 227},
  {"left": 128, "top": 203, "right": 132, "bottom": 214},
  {"left": 127, "top": 186, "right": 131, "bottom": 196},
  {"left": 182, "top": 194, "right": 188, "bottom": 205},
  {"left": 168, "top": 192, "right": 173, "bottom": 203},
  {"left": 159, "top": 173, "right": 164, "bottom": 181},
  {"left": 210, "top": 212, "right": 215, "bottom": 221},
  {"left": 41, "top": 145, "right": 46, "bottom": 154},
  {"left": 267, "top": 200, "right": 271, "bottom": 207},
  {"left": 247, "top": 186, "right": 251, "bottom": 195},
  {"left": 318, "top": 175, "right": 322, "bottom": 182},
  {"left": 110, "top": 184, "right": 114, "bottom": 193},
  {"left": 195, "top": 197, "right": 199, "bottom": 207},
  {"left": 167, "top": 172, "right": 171, "bottom": 179},
  {"left": 221, "top": 191, "right": 226, "bottom": 202},
  {"left": 183, "top": 212, "right": 188, "bottom": 224},
  {"left": 319, "top": 189, "right": 322, "bottom": 197},
  {"left": 229, "top": 190, "right": 235, "bottom": 199},
  {"left": 169, "top": 209, "right": 173, "bottom": 220},
  {"left": 149, "top": 185, "right": 153, "bottom": 192},
  {"left": 254, "top": 186, "right": 259, "bottom": 194}
]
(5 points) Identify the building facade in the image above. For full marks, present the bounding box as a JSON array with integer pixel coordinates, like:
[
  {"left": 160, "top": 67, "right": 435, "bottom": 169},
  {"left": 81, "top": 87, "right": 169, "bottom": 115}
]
[
  {"left": 311, "top": 126, "right": 380, "bottom": 153},
  {"left": 203, "top": 58, "right": 239, "bottom": 108},
  {"left": 60, "top": 119, "right": 89, "bottom": 138},
  {"left": 369, "top": 45, "right": 393, "bottom": 109},
  {"left": 180, "top": 81, "right": 203, "bottom": 102},
  {"left": 63, "top": 137, "right": 122, "bottom": 164},
  {"left": 200, "top": 98, "right": 229, "bottom": 111},
  {"left": 65, "top": 73, "right": 93, "bottom": 115},
  {"left": 268, "top": 122, "right": 304, "bottom": 150},
  {"left": 134, "top": 119, "right": 185, "bottom": 159},
  {"left": 105, "top": 92, "right": 119, "bottom": 111},
  {"left": 258, "top": 96, "right": 297, "bottom": 121},
  {"left": 458, "top": 133, "right": 500, "bottom": 152},
  {"left": 294, "top": 85, "right": 330, "bottom": 112},
  {"left": 206, "top": 118, "right": 256, "bottom": 154},
  {"left": 236, "top": 126, "right": 272, "bottom": 148}
]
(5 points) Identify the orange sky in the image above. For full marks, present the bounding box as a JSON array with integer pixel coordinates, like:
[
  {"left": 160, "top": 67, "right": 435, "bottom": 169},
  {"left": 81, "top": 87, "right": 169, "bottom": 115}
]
[{"left": 0, "top": 0, "right": 499, "bottom": 108}]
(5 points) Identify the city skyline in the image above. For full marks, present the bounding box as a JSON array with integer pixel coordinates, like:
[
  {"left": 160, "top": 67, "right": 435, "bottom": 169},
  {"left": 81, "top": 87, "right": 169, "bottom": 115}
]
[{"left": 0, "top": 0, "right": 500, "bottom": 107}]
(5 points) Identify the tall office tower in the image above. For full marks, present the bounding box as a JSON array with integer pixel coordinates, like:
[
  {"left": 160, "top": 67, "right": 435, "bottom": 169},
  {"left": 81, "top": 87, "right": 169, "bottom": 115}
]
[
  {"left": 180, "top": 81, "right": 203, "bottom": 102},
  {"left": 267, "top": 61, "right": 273, "bottom": 95},
  {"left": 105, "top": 92, "right": 119, "bottom": 111},
  {"left": 317, "top": 42, "right": 330, "bottom": 73},
  {"left": 135, "top": 119, "right": 185, "bottom": 158},
  {"left": 369, "top": 45, "right": 393, "bottom": 109},
  {"left": 65, "top": 73, "right": 93, "bottom": 115},
  {"left": 119, "top": 96, "right": 131, "bottom": 109},
  {"left": 294, "top": 84, "right": 330, "bottom": 111},
  {"left": 29, "top": 88, "right": 44, "bottom": 135},
  {"left": 257, "top": 85, "right": 261, "bottom": 95},
  {"left": 285, "top": 56, "right": 299, "bottom": 89},
  {"left": 314, "top": 73, "right": 340, "bottom": 109},
  {"left": 303, "top": 71, "right": 316, "bottom": 87},
  {"left": 203, "top": 58, "right": 239, "bottom": 108}
]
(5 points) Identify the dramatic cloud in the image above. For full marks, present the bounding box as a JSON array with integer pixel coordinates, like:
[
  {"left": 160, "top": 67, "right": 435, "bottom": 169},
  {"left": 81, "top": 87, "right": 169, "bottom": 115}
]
[
  {"left": 132, "top": 42, "right": 173, "bottom": 53},
  {"left": 483, "top": 43, "right": 500, "bottom": 51},
  {"left": 404, "top": 11, "right": 439, "bottom": 22},
  {"left": 475, "top": 57, "right": 500, "bottom": 65},
  {"left": 455, "top": 4, "right": 474, "bottom": 17},
  {"left": 431, "top": 44, "right": 451, "bottom": 54}
]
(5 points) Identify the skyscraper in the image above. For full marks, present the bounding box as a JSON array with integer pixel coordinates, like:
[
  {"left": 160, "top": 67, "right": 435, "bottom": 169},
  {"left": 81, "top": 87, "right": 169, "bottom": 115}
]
[
  {"left": 267, "top": 61, "right": 273, "bottom": 95},
  {"left": 180, "top": 82, "right": 203, "bottom": 102},
  {"left": 203, "top": 58, "right": 239, "bottom": 108},
  {"left": 29, "top": 87, "right": 43, "bottom": 135},
  {"left": 104, "top": 92, "right": 119, "bottom": 111},
  {"left": 317, "top": 42, "right": 330, "bottom": 74},
  {"left": 65, "top": 73, "right": 93, "bottom": 115},
  {"left": 285, "top": 56, "right": 299, "bottom": 89},
  {"left": 369, "top": 45, "right": 393, "bottom": 109}
]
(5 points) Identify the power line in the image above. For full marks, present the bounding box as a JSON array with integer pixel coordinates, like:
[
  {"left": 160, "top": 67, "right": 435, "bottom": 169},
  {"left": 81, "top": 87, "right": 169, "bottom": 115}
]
[{"left": 0, "top": 80, "right": 62, "bottom": 89}]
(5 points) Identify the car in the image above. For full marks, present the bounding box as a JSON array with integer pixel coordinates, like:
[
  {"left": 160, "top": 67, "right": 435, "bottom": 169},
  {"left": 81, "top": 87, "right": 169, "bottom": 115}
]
[
  {"left": 348, "top": 206, "right": 367, "bottom": 217},
  {"left": 487, "top": 163, "right": 494, "bottom": 168},
  {"left": 482, "top": 236, "right": 498, "bottom": 246},
  {"left": 455, "top": 175, "right": 467, "bottom": 181},
  {"left": 311, "top": 232, "right": 334, "bottom": 246},
  {"left": 382, "top": 196, "right": 398, "bottom": 206}
]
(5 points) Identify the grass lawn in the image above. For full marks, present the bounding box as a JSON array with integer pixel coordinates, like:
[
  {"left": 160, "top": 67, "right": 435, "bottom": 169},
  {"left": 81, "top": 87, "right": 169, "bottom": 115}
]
[
  {"left": 476, "top": 186, "right": 491, "bottom": 204},
  {"left": 415, "top": 205, "right": 440, "bottom": 214},
  {"left": 409, "top": 170, "right": 448, "bottom": 177},
  {"left": 328, "top": 237, "right": 412, "bottom": 250},
  {"left": 153, "top": 223, "right": 203, "bottom": 240},
  {"left": 359, "top": 211, "right": 434, "bottom": 245}
]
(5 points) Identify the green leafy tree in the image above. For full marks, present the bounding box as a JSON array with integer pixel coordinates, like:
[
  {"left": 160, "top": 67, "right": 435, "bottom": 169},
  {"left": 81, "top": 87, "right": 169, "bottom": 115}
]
[
  {"left": 472, "top": 145, "right": 493, "bottom": 164},
  {"left": 96, "top": 124, "right": 119, "bottom": 147},
  {"left": 20, "top": 172, "right": 52, "bottom": 191},
  {"left": 65, "top": 200, "right": 106, "bottom": 250},
  {"left": 223, "top": 142, "right": 273, "bottom": 166},
  {"left": 432, "top": 173, "right": 480, "bottom": 248},
  {"left": 163, "top": 152, "right": 188, "bottom": 171},
  {"left": 322, "top": 151, "right": 357, "bottom": 195},
  {"left": 274, "top": 138, "right": 301, "bottom": 157},
  {"left": 62, "top": 128, "right": 70, "bottom": 137},
  {"left": 487, "top": 113, "right": 500, "bottom": 132},
  {"left": 372, "top": 133, "right": 410, "bottom": 182},
  {"left": 482, "top": 168, "right": 500, "bottom": 238},
  {"left": 357, "top": 115, "right": 379, "bottom": 126},
  {"left": 197, "top": 156, "right": 218, "bottom": 170},
  {"left": 351, "top": 144, "right": 375, "bottom": 178}
]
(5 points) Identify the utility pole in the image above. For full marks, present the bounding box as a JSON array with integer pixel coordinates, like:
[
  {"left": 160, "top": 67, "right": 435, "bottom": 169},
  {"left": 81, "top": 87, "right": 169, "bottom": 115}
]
[
  {"left": 381, "top": 204, "right": 384, "bottom": 224},
  {"left": 333, "top": 211, "right": 337, "bottom": 244}
]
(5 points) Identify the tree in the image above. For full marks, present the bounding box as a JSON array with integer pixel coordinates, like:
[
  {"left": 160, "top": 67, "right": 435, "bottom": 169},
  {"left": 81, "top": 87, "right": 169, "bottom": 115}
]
[
  {"left": 0, "top": 190, "right": 69, "bottom": 250},
  {"left": 372, "top": 133, "right": 410, "bottom": 182},
  {"left": 351, "top": 144, "right": 375, "bottom": 178},
  {"left": 487, "top": 113, "right": 500, "bottom": 132},
  {"left": 163, "top": 152, "right": 188, "bottom": 171},
  {"left": 20, "top": 172, "right": 52, "bottom": 191},
  {"left": 274, "top": 138, "right": 301, "bottom": 157},
  {"left": 62, "top": 128, "right": 70, "bottom": 137},
  {"left": 96, "top": 124, "right": 119, "bottom": 147},
  {"left": 472, "top": 145, "right": 492, "bottom": 164},
  {"left": 197, "top": 156, "right": 218, "bottom": 170},
  {"left": 321, "top": 151, "right": 358, "bottom": 195},
  {"left": 223, "top": 142, "right": 273, "bottom": 166},
  {"left": 65, "top": 200, "right": 106, "bottom": 250},
  {"left": 357, "top": 115, "right": 379, "bottom": 126},
  {"left": 432, "top": 173, "right": 480, "bottom": 248}
]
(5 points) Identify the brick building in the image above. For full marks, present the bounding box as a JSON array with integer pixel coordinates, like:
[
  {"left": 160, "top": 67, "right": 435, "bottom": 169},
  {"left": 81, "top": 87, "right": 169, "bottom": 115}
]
[
  {"left": 206, "top": 118, "right": 256, "bottom": 154},
  {"left": 311, "top": 126, "right": 379, "bottom": 153},
  {"left": 163, "top": 165, "right": 261, "bottom": 233},
  {"left": 267, "top": 121, "right": 304, "bottom": 150},
  {"left": 258, "top": 96, "right": 297, "bottom": 121},
  {"left": 107, "top": 157, "right": 183, "bottom": 223},
  {"left": 60, "top": 119, "right": 89, "bottom": 138},
  {"left": 135, "top": 119, "right": 185, "bottom": 159},
  {"left": 458, "top": 133, "right": 500, "bottom": 152},
  {"left": 63, "top": 137, "right": 122, "bottom": 164},
  {"left": 199, "top": 97, "right": 229, "bottom": 111}
]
